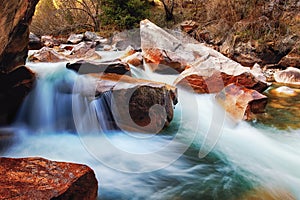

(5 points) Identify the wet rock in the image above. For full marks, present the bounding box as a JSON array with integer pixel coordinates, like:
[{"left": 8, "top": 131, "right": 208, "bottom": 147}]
[
  {"left": 28, "top": 47, "right": 68, "bottom": 63},
  {"left": 80, "top": 73, "right": 177, "bottom": 133},
  {"left": 28, "top": 33, "right": 43, "bottom": 50},
  {"left": 67, "top": 60, "right": 131, "bottom": 75},
  {"left": 274, "top": 67, "right": 300, "bottom": 85},
  {"left": 0, "top": 0, "right": 39, "bottom": 72},
  {"left": 0, "top": 157, "right": 98, "bottom": 200},
  {"left": 216, "top": 83, "right": 268, "bottom": 121},
  {"left": 174, "top": 58, "right": 268, "bottom": 93},
  {"left": 68, "top": 33, "right": 84, "bottom": 44}
]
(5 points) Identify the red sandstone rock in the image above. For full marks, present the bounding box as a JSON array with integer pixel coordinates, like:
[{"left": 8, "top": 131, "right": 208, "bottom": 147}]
[
  {"left": 0, "top": 157, "right": 98, "bottom": 200},
  {"left": 175, "top": 65, "right": 268, "bottom": 94},
  {"left": 216, "top": 84, "right": 268, "bottom": 120}
]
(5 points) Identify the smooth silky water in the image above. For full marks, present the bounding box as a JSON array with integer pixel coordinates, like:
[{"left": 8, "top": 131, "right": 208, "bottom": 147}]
[{"left": 1, "top": 59, "right": 300, "bottom": 199}]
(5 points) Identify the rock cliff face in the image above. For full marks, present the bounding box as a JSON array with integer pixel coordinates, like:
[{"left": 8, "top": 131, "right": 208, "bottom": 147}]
[
  {"left": 0, "top": 157, "right": 98, "bottom": 200},
  {"left": 0, "top": 0, "right": 39, "bottom": 125},
  {"left": 0, "top": 0, "right": 39, "bottom": 72}
]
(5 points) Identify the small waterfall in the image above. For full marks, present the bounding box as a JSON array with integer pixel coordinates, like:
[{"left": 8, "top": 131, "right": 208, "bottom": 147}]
[{"left": 15, "top": 62, "right": 116, "bottom": 133}]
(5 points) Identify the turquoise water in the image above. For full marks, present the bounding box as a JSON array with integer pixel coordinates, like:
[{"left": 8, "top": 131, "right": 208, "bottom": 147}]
[{"left": 1, "top": 62, "right": 300, "bottom": 199}]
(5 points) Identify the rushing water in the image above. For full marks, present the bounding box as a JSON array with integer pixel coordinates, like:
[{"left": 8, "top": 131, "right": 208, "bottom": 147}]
[{"left": 1, "top": 60, "right": 300, "bottom": 199}]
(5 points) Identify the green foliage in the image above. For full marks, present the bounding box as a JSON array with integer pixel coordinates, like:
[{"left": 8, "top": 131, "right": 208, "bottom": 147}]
[{"left": 101, "top": 0, "right": 151, "bottom": 29}]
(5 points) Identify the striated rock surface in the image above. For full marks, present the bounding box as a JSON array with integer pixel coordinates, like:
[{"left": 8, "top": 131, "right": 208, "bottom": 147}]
[
  {"left": 216, "top": 84, "right": 268, "bottom": 121},
  {"left": 67, "top": 60, "right": 131, "bottom": 75},
  {"left": 174, "top": 59, "right": 268, "bottom": 94},
  {"left": 80, "top": 73, "right": 177, "bottom": 133},
  {"left": 0, "top": 157, "right": 98, "bottom": 200},
  {"left": 274, "top": 67, "right": 300, "bottom": 85}
]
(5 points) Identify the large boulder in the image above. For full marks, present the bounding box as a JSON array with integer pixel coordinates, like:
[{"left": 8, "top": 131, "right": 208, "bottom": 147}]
[
  {"left": 0, "top": 0, "right": 39, "bottom": 125},
  {"left": 174, "top": 59, "right": 268, "bottom": 94},
  {"left": 0, "top": 0, "right": 39, "bottom": 72},
  {"left": 216, "top": 84, "right": 268, "bottom": 121},
  {"left": 274, "top": 67, "right": 300, "bottom": 85},
  {"left": 140, "top": 19, "right": 195, "bottom": 73},
  {"left": 78, "top": 73, "right": 178, "bottom": 133},
  {"left": 0, "top": 157, "right": 98, "bottom": 200}
]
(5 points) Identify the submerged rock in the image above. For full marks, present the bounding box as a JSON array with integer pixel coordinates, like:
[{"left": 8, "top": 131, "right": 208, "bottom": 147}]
[
  {"left": 81, "top": 73, "right": 177, "bottom": 133},
  {"left": 274, "top": 67, "right": 300, "bottom": 85},
  {"left": 67, "top": 60, "right": 131, "bottom": 75},
  {"left": 0, "top": 157, "right": 98, "bottom": 200},
  {"left": 216, "top": 84, "right": 268, "bottom": 121},
  {"left": 271, "top": 86, "right": 298, "bottom": 97}
]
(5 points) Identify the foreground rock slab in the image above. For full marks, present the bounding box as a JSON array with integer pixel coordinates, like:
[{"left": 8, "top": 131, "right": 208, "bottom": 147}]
[
  {"left": 216, "top": 84, "right": 268, "bottom": 121},
  {"left": 0, "top": 157, "right": 98, "bottom": 200}
]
